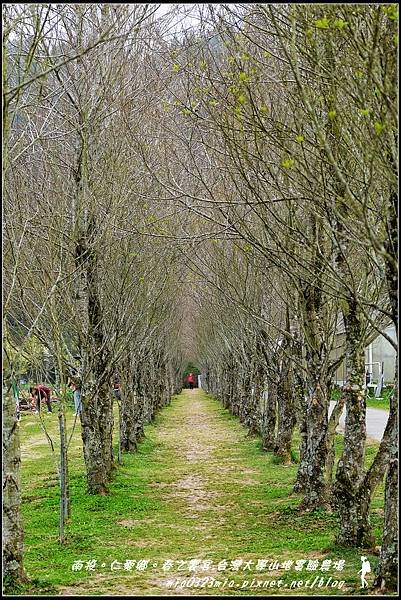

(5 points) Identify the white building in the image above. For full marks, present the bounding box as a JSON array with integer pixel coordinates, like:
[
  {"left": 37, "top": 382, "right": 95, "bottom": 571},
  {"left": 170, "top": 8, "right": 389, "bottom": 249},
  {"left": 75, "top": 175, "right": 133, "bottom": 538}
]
[
  {"left": 365, "top": 324, "right": 397, "bottom": 383},
  {"left": 334, "top": 323, "right": 397, "bottom": 387}
]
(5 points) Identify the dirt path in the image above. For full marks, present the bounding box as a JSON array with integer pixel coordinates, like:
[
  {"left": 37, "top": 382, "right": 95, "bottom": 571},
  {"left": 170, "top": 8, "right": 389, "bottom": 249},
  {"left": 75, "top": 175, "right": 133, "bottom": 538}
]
[
  {"left": 58, "top": 389, "right": 267, "bottom": 595},
  {"left": 137, "top": 389, "right": 262, "bottom": 595},
  {"left": 51, "top": 389, "right": 376, "bottom": 596}
]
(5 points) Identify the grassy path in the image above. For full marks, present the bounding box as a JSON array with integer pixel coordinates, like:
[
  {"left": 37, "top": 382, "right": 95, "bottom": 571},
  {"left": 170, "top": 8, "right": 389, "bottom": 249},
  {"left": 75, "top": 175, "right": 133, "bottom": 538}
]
[{"left": 19, "top": 389, "right": 384, "bottom": 596}]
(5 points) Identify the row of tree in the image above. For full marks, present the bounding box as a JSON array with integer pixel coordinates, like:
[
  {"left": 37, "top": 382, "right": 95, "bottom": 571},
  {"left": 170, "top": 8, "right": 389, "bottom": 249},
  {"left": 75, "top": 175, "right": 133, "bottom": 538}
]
[
  {"left": 2, "top": 3, "right": 398, "bottom": 594},
  {"left": 144, "top": 4, "right": 397, "bottom": 591},
  {"left": 3, "top": 4, "right": 188, "bottom": 591}
]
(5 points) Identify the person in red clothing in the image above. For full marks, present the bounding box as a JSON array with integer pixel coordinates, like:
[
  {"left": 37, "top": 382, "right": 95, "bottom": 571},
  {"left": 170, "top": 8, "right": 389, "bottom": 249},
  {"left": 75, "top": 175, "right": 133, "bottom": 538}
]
[
  {"left": 187, "top": 372, "right": 195, "bottom": 390},
  {"left": 29, "top": 385, "right": 52, "bottom": 413}
]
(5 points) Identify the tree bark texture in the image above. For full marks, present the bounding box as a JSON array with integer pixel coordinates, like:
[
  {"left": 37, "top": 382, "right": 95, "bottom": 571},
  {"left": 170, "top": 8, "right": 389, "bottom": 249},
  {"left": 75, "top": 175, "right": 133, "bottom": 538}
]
[
  {"left": 81, "top": 381, "right": 114, "bottom": 494},
  {"left": 120, "top": 388, "right": 138, "bottom": 452},
  {"left": 261, "top": 380, "right": 277, "bottom": 452},
  {"left": 3, "top": 388, "right": 26, "bottom": 591},
  {"left": 384, "top": 190, "right": 398, "bottom": 331},
  {"left": 325, "top": 394, "right": 345, "bottom": 487},
  {"left": 119, "top": 360, "right": 138, "bottom": 452},
  {"left": 297, "top": 212, "right": 333, "bottom": 511},
  {"left": 293, "top": 394, "right": 308, "bottom": 493},
  {"left": 292, "top": 332, "right": 307, "bottom": 491},
  {"left": 300, "top": 378, "right": 330, "bottom": 511},
  {"left": 334, "top": 301, "right": 369, "bottom": 545},
  {"left": 76, "top": 212, "right": 115, "bottom": 494},
  {"left": 374, "top": 395, "right": 398, "bottom": 592},
  {"left": 275, "top": 357, "right": 295, "bottom": 463},
  {"left": 58, "top": 407, "right": 68, "bottom": 543},
  {"left": 299, "top": 283, "right": 331, "bottom": 510},
  {"left": 374, "top": 379, "right": 398, "bottom": 592}
]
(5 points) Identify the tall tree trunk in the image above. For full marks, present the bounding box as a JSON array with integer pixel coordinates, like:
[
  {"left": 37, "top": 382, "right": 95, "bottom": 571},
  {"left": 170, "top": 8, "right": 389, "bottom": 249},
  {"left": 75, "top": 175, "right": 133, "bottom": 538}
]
[
  {"left": 331, "top": 384, "right": 396, "bottom": 558},
  {"left": 248, "top": 363, "right": 263, "bottom": 435},
  {"left": 135, "top": 370, "right": 146, "bottom": 442},
  {"left": 374, "top": 377, "right": 398, "bottom": 592},
  {"left": 275, "top": 357, "right": 295, "bottom": 463},
  {"left": 58, "top": 408, "right": 68, "bottom": 543},
  {"left": 81, "top": 380, "right": 114, "bottom": 494},
  {"left": 232, "top": 376, "right": 241, "bottom": 417},
  {"left": 298, "top": 288, "right": 331, "bottom": 511},
  {"left": 293, "top": 394, "right": 308, "bottom": 492},
  {"left": 120, "top": 388, "right": 138, "bottom": 452},
  {"left": 334, "top": 300, "right": 369, "bottom": 545},
  {"left": 261, "top": 379, "right": 277, "bottom": 451},
  {"left": 325, "top": 394, "right": 345, "bottom": 487},
  {"left": 374, "top": 450, "right": 398, "bottom": 591},
  {"left": 292, "top": 330, "right": 307, "bottom": 491},
  {"left": 300, "top": 376, "right": 330, "bottom": 510},
  {"left": 3, "top": 386, "right": 26, "bottom": 591},
  {"left": 224, "top": 365, "right": 235, "bottom": 410},
  {"left": 354, "top": 398, "right": 398, "bottom": 551},
  {"left": 373, "top": 175, "right": 397, "bottom": 591},
  {"left": 135, "top": 392, "right": 146, "bottom": 443},
  {"left": 243, "top": 366, "right": 259, "bottom": 434},
  {"left": 76, "top": 213, "right": 115, "bottom": 494},
  {"left": 374, "top": 429, "right": 398, "bottom": 590},
  {"left": 120, "top": 359, "right": 138, "bottom": 452},
  {"left": 298, "top": 213, "right": 333, "bottom": 511},
  {"left": 384, "top": 190, "right": 398, "bottom": 331},
  {"left": 52, "top": 337, "right": 71, "bottom": 530}
]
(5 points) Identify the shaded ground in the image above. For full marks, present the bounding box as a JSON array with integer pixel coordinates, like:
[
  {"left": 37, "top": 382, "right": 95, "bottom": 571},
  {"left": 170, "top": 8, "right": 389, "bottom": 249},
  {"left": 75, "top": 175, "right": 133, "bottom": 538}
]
[{"left": 18, "top": 390, "right": 386, "bottom": 596}]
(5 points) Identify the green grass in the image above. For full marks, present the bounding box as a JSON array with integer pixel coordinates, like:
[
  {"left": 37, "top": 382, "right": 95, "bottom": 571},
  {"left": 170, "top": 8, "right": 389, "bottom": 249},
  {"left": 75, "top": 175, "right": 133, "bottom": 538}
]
[
  {"left": 331, "top": 386, "right": 391, "bottom": 412},
  {"left": 14, "top": 391, "right": 387, "bottom": 596},
  {"left": 365, "top": 389, "right": 391, "bottom": 412}
]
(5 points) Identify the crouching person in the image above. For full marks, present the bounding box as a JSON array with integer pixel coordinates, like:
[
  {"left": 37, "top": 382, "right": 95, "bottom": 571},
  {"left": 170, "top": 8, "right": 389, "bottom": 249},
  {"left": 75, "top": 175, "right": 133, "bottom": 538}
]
[{"left": 30, "top": 384, "right": 52, "bottom": 413}]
